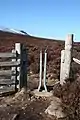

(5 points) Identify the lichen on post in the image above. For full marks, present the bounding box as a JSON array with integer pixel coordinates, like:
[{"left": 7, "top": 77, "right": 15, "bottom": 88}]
[
  {"left": 60, "top": 34, "right": 73, "bottom": 85},
  {"left": 60, "top": 50, "right": 65, "bottom": 85}
]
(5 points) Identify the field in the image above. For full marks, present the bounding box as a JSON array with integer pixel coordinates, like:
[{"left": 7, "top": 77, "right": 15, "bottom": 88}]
[{"left": 0, "top": 31, "right": 80, "bottom": 120}]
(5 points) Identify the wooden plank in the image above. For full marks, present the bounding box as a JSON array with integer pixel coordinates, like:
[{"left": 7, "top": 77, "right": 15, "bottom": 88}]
[
  {"left": 0, "top": 86, "right": 15, "bottom": 94},
  {"left": 0, "top": 70, "right": 19, "bottom": 76},
  {"left": 0, "top": 61, "right": 20, "bottom": 67},
  {"left": 0, "top": 52, "right": 16, "bottom": 58},
  {"left": 18, "top": 44, "right": 27, "bottom": 90},
  {"left": 0, "top": 79, "right": 15, "bottom": 85},
  {"left": 73, "top": 58, "right": 80, "bottom": 64},
  {"left": 15, "top": 43, "right": 21, "bottom": 89},
  {"left": 0, "top": 70, "right": 16, "bottom": 76},
  {"left": 11, "top": 49, "right": 17, "bottom": 90}
]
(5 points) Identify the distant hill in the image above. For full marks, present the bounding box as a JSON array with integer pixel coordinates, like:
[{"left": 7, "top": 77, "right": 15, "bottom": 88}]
[
  {"left": 0, "top": 29, "right": 80, "bottom": 80},
  {"left": 0, "top": 27, "right": 29, "bottom": 36}
]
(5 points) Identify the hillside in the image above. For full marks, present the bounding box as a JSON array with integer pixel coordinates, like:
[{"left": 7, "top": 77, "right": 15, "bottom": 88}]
[
  {"left": 0, "top": 31, "right": 80, "bottom": 79},
  {"left": 0, "top": 31, "right": 80, "bottom": 119},
  {"left": 0, "top": 31, "right": 64, "bottom": 78}
]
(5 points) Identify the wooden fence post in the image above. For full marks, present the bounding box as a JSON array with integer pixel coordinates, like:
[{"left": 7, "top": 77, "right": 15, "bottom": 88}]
[
  {"left": 15, "top": 43, "right": 21, "bottom": 90},
  {"left": 20, "top": 44, "right": 27, "bottom": 90},
  {"left": 60, "top": 50, "right": 65, "bottom": 85},
  {"left": 60, "top": 34, "right": 73, "bottom": 85},
  {"left": 15, "top": 43, "right": 27, "bottom": 90},
  {"left": 11, "top": 50, "right": 17, "bottom": 90}
]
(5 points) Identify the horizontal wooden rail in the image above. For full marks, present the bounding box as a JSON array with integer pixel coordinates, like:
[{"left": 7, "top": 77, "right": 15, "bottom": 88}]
[
  {"left": 0, "top": 86, "right": 15, "bottom": 94},
  {"left": 0, "top": 52, "right": 16, "bottom": 58},
  {"left": 0, "top": 70, "right": 19, "bottom": 76},
  {"left": 73, "top": 58, "right": 80, "bottom": 64},
  {"left": 0, "top": 61, "right": 20, "bottom": 67},
  {"left": 0, "top": 70, "right": 15, "bottom": 76},
  {"left": 0, "top": 52, "right": 20, "bottom": 59},
  {"left": 0, "top": 79, "right": 15, "bottom": 85}
]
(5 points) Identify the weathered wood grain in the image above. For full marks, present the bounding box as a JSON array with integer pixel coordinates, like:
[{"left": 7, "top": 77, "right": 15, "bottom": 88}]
[
  {"left": 0, "top": 85, "right": 15, "bottom": 94},
  {"left": 0, "top": 70, "right": 16, "bottom": 76},
  {"left": 0, "top": 61, "right": 20, "bottom": 67},
  {"left": 60, "top": 34, "right": 73, "bottom": 85},
  {"left": 0, "top": 52, "right": 16, "bottom": 58},
  {"left": 0, "top": 78, "right": 16, "bottom": 85},
  {"left": 73, "top": 58, "right": 80, "bottom": 64}
]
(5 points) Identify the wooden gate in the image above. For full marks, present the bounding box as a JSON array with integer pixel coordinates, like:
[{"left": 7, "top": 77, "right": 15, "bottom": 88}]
[{"left": 0, "top": 43, "right": 27, "bottom": 95}]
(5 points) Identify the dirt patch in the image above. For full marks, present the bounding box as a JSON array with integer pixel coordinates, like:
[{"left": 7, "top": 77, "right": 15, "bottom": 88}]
[{"left": 0, "top": 88, "right": 56, "bottom": 120}]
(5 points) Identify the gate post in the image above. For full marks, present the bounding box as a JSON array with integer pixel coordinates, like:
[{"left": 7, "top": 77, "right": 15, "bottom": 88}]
[
  {"left": 15, "top": 43, "right": 27, "bottom": 90},
  {"left": 20, "top": 44, "right": 27, "bottom": 90},
  {"left": 60, "top": 50, "right": 65, "bottom": 85},
  {"left": 60, "top": 34, "right": 73, "bottom": 85},
  {"left": 15, "top": 43, "right": 21, "bottom": 90}
]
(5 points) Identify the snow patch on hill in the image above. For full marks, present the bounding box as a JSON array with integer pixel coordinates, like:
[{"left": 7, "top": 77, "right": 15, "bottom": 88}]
[{"left": 0, "top": 27, "right": 29, "bottom": 35}]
